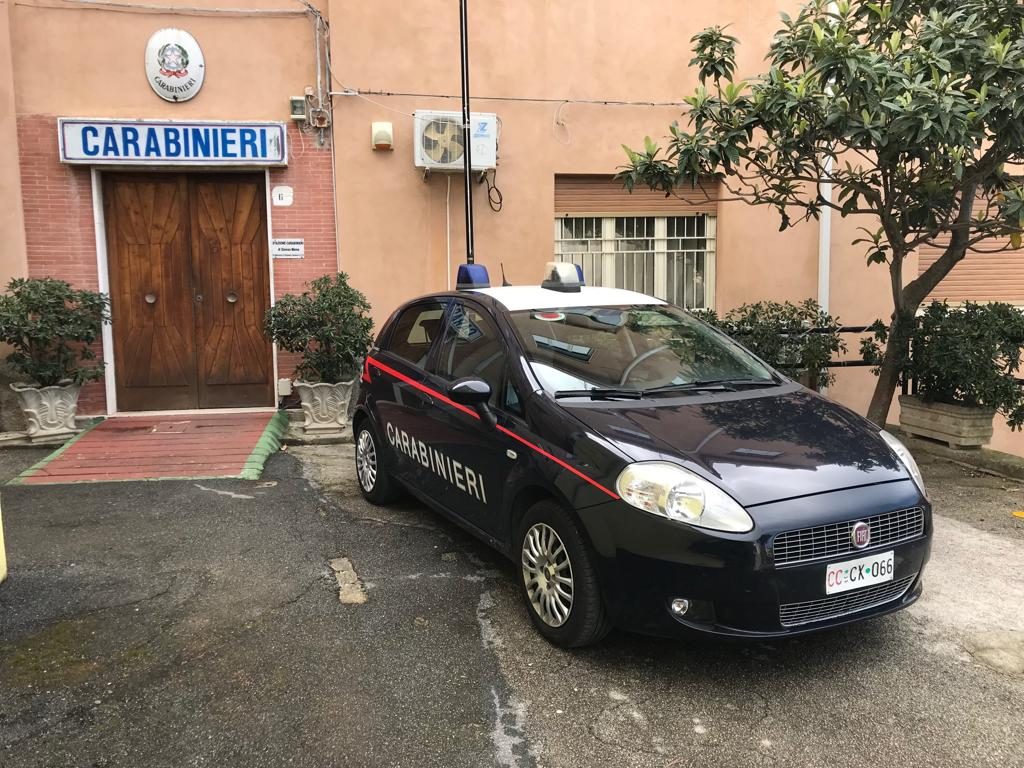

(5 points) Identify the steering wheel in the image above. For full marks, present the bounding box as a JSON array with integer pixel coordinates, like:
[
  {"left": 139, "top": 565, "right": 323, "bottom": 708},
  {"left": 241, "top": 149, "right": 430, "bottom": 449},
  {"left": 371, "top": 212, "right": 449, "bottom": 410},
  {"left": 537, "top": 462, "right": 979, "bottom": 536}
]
[{"left": 619, "top": 344, "right": 671, "bottom": 386}]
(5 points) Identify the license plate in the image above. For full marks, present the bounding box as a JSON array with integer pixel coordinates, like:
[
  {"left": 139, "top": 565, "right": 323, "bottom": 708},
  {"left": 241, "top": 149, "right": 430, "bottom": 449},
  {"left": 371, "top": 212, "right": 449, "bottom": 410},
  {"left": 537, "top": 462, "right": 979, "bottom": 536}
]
[{"left": 825, "top": 550, "right": 894, "bottom": 595}]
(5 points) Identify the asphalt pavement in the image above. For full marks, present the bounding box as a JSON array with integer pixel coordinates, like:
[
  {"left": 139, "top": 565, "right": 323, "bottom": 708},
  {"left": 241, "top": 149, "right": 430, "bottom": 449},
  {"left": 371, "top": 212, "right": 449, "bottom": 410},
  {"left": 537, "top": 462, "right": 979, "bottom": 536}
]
[{"left": 0, "top": 443, "right": 1021, "bottom": 767}]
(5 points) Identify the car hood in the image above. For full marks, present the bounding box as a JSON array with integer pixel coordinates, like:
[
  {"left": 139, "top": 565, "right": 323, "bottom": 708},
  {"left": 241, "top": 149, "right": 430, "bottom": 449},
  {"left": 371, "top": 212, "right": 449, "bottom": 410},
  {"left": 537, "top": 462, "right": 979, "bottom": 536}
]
[{"left": 567, "top": 385, "right": 908, "bottom": 507}]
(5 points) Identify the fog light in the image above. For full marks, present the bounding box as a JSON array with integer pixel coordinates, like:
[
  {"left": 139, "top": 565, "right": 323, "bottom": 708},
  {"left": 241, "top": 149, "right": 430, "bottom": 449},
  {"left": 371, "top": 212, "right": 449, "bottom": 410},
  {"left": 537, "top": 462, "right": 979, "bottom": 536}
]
[{"left": 670, "top": 598, "right": 690, "bottom": 616}]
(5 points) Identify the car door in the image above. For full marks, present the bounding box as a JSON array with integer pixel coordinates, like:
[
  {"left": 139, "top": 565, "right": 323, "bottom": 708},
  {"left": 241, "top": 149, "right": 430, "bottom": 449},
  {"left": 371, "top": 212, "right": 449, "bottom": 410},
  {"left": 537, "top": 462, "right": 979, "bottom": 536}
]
[
  {"left": 367, "top": 299, "right": 449, "bottom": 492},
  {"left": 423, "top": 299, "right": 520, "bottom": 540}
]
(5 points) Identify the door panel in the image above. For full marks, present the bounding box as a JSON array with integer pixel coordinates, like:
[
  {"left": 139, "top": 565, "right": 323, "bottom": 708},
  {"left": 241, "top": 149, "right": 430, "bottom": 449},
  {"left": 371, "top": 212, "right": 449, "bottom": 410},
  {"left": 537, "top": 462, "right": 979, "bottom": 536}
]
[
  {"left": 424, "top": 300, "right": 513, "bottom": 536},
  {"left": 370, "top": 300, "right": 450, "bottom": 490},
  {"left": 105, "top": 174, "right": 198, "bottom": 411},
  {"left": 190, "top": 175, "right": 274, "bottom": 408}
]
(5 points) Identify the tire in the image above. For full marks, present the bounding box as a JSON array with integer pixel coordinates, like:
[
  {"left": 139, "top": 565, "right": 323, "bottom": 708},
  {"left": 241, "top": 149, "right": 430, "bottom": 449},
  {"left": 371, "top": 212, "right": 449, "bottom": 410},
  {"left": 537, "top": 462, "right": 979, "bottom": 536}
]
[
  {"left": 355, "top": 420, "right": 401, "bottom": 505},
  {"left": 517, "top": 500, "right": 612, "bottom": 648}
]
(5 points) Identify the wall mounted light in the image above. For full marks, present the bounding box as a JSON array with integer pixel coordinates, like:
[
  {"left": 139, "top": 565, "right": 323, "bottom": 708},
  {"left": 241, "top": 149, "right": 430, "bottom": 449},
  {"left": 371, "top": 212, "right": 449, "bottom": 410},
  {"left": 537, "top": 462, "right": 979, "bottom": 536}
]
[{"left": 372, "top": 121, "right": 394, "bottom": 151}]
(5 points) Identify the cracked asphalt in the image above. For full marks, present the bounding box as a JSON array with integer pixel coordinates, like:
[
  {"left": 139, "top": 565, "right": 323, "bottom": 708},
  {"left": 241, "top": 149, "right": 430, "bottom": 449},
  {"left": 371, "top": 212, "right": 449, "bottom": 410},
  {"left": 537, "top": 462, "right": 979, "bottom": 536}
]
[{"left": 0, "top": 442, "right": 1022, "bottom": 767}]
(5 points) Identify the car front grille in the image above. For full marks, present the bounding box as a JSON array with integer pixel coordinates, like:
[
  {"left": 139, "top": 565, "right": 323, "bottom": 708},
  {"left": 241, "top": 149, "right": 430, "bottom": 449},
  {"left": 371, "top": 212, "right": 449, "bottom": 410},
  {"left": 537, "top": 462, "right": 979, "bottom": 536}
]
[
  {"left": 778, "top": 575, "right": 917, "bottom": 628},
  {"left": 771, "top": 507, "right": 925, "bottom": 567}
]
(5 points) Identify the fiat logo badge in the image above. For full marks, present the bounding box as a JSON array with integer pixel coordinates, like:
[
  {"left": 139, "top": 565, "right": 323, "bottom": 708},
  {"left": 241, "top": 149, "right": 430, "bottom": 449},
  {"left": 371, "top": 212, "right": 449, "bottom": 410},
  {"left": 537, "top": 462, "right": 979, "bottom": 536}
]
[{"left": 850, "top": 521, "right": 871, "bottom": 549}]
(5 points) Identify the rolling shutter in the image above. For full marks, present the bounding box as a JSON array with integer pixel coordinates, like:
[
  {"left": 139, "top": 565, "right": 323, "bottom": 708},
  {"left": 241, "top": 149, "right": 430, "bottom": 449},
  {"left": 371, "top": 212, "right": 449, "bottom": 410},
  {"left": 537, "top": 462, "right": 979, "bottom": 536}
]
[
  {"left": 918, "top": 239, "right": 1024, "bottom": 304},
  {"left": 554, "top": 174, "right": 719, "bottom": 216}
]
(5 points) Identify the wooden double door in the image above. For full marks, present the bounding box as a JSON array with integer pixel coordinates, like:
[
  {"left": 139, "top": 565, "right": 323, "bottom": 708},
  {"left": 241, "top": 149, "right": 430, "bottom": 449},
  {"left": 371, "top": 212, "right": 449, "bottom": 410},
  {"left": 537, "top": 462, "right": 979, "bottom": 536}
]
[{"left": 104, "top": 173, "right": 274, "bottom": 411}]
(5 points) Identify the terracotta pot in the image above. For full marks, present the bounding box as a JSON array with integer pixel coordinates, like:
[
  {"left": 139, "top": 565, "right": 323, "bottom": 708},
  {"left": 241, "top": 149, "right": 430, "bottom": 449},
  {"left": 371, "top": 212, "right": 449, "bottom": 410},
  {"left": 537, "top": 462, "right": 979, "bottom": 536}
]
[
  {"left": 294, "top": 379, "right": 357, "bottom": 435},
  {"left": 9, "top": 381, "right": 82, "bottom": 442},
  {"left": 898, "top": 394, "right": 996, "bottom": 448}
]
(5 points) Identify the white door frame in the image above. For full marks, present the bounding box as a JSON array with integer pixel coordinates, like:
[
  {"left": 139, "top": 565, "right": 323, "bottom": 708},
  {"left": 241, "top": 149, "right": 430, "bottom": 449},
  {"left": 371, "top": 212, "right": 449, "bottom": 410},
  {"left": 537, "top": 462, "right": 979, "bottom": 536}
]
[{"left": 91, "top": 167, "right": 278, "bottom": 415}]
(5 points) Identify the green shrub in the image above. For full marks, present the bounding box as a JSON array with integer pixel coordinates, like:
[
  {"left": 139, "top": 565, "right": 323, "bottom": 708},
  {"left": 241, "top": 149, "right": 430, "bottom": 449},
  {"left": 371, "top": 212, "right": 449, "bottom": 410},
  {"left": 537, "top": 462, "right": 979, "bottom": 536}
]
[
  {"left": 0, "top": 277, "right": 110, "bottom": 387},
  {"left": 692, "top": 299, "right": 845, "bottom": 388},
  {"left": 264, "top": 273, "right": 373, "bottom": 384},
  {"left": 862, "top": 301, "right": 1024, "bottom": 429}
]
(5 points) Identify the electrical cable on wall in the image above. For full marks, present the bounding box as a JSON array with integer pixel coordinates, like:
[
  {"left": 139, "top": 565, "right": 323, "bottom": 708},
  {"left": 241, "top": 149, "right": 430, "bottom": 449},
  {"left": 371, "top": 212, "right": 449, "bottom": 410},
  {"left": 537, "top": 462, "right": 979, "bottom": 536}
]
[
  {"left": 483, "top": 170, "right": 503, "bottom": 213},
  {"left": 329, "top": 86, "right": 687, "bottom": 109}
]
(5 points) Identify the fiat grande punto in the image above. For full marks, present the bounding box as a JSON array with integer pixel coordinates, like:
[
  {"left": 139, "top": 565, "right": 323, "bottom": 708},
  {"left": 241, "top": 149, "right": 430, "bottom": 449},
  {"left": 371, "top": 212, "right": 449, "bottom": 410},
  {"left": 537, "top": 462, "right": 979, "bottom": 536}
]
[{"left": 352, "top": 263, "right": 931, "bottom": 647}]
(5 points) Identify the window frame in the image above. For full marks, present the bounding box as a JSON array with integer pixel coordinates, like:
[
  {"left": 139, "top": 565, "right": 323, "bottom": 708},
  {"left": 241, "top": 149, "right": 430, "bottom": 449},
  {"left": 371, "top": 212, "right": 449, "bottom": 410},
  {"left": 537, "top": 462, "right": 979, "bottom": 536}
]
[
  {"left": 379, "top": 298, "right": 451, "bottom": 370},
  {"left": 554, "top": 213, "right": 717, "bottom": 309}
]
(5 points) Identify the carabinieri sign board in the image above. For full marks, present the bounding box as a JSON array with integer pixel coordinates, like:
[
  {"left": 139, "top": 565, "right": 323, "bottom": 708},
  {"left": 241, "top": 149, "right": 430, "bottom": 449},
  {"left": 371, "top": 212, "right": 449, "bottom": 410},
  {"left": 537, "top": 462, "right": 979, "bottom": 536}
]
[{"left": 58, "top": 119, "right": 288, "bottom": 166}]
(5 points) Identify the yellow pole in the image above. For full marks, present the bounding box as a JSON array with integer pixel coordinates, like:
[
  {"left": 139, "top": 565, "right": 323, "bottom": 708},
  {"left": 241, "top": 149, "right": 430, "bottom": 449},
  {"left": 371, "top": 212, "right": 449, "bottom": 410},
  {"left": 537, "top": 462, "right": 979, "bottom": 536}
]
[{"left": 0, "top": 496, "right": 6, "bottom": 584}]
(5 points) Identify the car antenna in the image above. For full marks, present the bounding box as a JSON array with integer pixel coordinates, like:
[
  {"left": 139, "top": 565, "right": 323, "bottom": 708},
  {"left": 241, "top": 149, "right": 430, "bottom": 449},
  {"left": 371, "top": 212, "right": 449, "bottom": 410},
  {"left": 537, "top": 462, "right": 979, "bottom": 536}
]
[{"left": 501, "top": 262, "right": 511, "bottom": 286}]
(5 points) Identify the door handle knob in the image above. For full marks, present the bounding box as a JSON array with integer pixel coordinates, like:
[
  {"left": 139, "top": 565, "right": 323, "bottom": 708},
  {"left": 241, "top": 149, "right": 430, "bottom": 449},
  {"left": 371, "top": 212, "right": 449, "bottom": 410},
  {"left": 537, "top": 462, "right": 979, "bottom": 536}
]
[
  {"left": 144, "top": 293, "right": 157, "bottom": 304},
  {"left": 194, "top": 294, "right": 203, "bottom": 303},
  {"left": 226, "top": 291, "right": 239, "bottom": 304}
]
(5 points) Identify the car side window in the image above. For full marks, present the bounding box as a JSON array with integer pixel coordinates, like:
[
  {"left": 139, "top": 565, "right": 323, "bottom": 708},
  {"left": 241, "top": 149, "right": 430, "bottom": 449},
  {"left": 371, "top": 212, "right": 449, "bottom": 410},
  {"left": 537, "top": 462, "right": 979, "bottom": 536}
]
[
  {"left": 431, "top": 302, "right": 506, "bottom": 404},
  {"left": 383, "top": 301, "right": 448, "bottom": 368},
  {"left": 503, "top": 373, "right": 524, "bottom": 416}
]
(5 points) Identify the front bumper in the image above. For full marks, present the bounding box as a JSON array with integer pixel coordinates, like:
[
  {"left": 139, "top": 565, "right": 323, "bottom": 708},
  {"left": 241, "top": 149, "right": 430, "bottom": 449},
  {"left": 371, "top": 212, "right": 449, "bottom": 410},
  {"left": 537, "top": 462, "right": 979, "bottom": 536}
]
[{"left": 577, "top": 479, "right": 931, "bottom": 639}]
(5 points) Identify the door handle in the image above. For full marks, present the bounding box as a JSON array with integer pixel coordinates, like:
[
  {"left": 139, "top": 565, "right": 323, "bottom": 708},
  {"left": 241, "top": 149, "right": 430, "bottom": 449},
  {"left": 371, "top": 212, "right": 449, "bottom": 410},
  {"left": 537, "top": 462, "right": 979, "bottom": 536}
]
[
  {"left": 226, "top": 291, "right": 239, "bottom": 304},
  {"left": 194, "top": 294, "right": 203, "bottom": 303},
  {"left": 144, "top": 293, "right": 157, "bottom": 304}
]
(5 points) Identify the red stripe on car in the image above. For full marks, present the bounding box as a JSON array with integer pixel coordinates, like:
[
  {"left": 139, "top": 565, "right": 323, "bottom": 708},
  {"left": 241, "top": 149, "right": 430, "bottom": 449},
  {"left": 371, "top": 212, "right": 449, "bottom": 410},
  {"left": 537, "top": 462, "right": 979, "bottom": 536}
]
[{"left": 365, "top": 357, "right": 619, "bottom": 500}]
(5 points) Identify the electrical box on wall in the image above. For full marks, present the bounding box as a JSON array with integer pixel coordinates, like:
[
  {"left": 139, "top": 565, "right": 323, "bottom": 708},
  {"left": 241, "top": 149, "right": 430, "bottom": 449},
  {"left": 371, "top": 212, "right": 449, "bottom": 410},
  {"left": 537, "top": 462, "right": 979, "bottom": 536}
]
[{"left": 413, "top": 110, "right": 497, "bottom": 172}]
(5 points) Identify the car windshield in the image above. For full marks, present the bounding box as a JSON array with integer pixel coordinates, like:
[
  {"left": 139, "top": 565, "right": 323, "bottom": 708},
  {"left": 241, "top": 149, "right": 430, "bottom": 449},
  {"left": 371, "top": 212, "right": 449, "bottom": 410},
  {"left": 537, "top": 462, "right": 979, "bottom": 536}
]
[{"left": 508, "top": 304, "right": 776, "bottom": 395}]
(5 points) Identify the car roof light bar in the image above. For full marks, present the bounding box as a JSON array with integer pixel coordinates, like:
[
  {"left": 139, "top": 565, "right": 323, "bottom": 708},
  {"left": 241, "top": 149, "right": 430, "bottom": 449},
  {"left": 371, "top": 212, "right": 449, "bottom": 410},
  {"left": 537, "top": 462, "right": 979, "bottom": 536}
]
[
  {"left": 457, "top": 263, "right": 491, "bottom": 290},
  {"left": 541, "top": 261, "right": 583, "bottom": 293}
]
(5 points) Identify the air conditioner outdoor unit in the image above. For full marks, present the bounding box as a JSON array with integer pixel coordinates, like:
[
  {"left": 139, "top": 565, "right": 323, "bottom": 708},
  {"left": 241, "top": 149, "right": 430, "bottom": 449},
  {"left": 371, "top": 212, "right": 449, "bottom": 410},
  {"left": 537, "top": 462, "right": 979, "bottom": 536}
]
[{"left": 413, "top": 110, "right": 498, "bottom": 172}]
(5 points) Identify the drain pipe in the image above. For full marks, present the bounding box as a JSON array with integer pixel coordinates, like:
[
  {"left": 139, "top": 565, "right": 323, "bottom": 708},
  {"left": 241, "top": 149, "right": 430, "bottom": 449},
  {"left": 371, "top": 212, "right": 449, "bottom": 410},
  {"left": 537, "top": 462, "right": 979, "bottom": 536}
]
[
  {"left": 818, "top": 169, "right": 832, "bottom": 314},
  {"left": 0, "top": 496, "right": 7, "bottom": 584},
  {"left": 818, "top": 1, "right": 837, "bottom": 316}
]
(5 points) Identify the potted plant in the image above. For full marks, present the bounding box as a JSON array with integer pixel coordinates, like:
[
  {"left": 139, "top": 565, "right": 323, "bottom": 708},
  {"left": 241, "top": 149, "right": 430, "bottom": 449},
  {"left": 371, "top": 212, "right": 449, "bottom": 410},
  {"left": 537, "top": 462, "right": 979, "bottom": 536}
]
[
  {"left": 863, "top": 301, "right": 1024, "bottom": 447},
  {"left": 693, "top": 299, "right": 846, "bottom": 390},
  {"left": 0, "top": 277, "right": 109, "bottom": 441},
  {"left": 264, "top": 273, "right": 373, "bottom": 435}
]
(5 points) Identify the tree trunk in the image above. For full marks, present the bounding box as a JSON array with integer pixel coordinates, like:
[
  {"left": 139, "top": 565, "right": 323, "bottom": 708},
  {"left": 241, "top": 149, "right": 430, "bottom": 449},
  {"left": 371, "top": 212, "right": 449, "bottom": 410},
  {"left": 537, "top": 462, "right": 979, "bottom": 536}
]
[{"left": 866, "top": 313, "right": 913, "bottom": 427}]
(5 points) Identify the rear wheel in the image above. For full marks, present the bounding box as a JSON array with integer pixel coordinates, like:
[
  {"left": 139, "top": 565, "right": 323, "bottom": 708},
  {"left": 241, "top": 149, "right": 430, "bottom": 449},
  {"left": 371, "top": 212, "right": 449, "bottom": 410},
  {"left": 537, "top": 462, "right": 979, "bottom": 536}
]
[
  {"left": 517, "top": 500, "right": 611, "bottom": 648},
  {"left": 355, "top": 421, "right": 400, "bottom": 504}
]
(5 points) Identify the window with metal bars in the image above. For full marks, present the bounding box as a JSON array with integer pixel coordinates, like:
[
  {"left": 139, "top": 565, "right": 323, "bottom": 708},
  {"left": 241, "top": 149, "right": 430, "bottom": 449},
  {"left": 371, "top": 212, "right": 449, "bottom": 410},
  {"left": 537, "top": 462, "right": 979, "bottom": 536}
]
[{"left": 554, "top": 215, "right": 716, "bottom": 308}]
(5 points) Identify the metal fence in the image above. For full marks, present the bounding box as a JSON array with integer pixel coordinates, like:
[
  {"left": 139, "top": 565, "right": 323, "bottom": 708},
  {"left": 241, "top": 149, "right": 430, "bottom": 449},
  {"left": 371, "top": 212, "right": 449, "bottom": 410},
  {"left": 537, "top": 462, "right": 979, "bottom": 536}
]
[{"left": 726, "top": 325, "right": 1024, "bottom": 390}]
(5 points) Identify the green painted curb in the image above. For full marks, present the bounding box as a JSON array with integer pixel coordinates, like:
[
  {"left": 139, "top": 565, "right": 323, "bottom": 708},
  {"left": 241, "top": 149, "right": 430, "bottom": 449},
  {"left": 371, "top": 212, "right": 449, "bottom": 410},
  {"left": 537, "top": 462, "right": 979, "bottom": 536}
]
[
  {"left": 238, "top": 410, "right": 290, "bottom": 480},
  {"left": 8, "top": 419, "right": 104, "bottom": 485}
]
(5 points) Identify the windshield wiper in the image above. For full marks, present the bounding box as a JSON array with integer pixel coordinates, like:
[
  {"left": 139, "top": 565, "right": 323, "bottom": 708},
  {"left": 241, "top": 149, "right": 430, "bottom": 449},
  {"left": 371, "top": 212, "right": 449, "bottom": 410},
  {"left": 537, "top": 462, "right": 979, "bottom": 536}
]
[
  {"left": 641, "top": 381, "right": 737, "bottom": 394},
  {"left": 554, "top": 377, "right": 781, "bottom": 401},
  {"left": 687, "top": 377, "right": 782, "bottom": 389},
  {"left": 553, "top": 388, "right": 645, "bottom": 400},
  {"left": 640, "top": 378, "right": 782, "bottom": 395}
]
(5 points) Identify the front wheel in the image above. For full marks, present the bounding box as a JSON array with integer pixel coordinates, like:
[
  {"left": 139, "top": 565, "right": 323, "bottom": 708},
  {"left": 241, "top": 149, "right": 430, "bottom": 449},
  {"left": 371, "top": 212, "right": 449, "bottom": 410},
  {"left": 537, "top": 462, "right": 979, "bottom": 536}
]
[
  {"left": 355, "top": 421, "right": 400, "bottom": 504},
  {"left": 517, "top": 500, "right": 611, "bottom": 648}
]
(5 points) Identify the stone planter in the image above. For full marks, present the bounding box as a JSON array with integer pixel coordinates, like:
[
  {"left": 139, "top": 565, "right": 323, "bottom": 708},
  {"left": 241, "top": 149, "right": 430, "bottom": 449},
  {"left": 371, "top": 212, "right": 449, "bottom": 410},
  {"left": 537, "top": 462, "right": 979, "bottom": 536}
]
[
  {"left": 898, "top": 394, "right": 996, "bottom": 448},
  {"left": 294, "top": 379, "right": 357, "bottom": 435},
  {"left": 9, "top": 381, "right": 82, "bottom": 442}
]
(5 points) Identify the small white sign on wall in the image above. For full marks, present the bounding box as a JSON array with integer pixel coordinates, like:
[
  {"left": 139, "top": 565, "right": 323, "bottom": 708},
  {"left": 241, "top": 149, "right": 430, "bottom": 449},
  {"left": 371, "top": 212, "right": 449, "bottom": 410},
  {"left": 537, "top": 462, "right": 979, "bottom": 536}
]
[
  {"left": 271, "top": 238, "right": 304, "bottom": 259},
  {"left": 271, "top": 186, "right": 294, "bottom": 206}
]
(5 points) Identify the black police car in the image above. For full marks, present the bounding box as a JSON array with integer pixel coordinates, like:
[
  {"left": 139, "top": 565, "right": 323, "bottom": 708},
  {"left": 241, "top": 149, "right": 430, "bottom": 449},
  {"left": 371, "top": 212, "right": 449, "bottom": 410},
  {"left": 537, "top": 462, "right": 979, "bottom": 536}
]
[{"left": 352, "top": 263, "right": 931, "bottom": 647}]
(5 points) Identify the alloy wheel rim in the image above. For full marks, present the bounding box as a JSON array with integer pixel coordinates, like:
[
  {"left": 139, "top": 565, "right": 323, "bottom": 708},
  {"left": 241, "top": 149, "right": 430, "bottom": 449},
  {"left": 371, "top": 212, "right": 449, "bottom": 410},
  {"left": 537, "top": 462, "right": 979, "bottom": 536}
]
[
  {"left": 522, "top": 522, "right": 574, "bottom": 627},
  {"left": 356, "top": 429, "right": 377, "bottom": 492}
]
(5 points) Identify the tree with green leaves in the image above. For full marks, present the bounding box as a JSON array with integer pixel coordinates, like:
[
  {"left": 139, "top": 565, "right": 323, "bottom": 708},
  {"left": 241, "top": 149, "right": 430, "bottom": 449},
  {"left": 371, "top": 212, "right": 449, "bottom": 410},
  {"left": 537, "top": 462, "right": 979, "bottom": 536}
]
[
  {"left": 0, "top": 278, "right": 109, "bottom": 387},
  {"left": 264, "top": 273, "right": 373, "bottom": 384},
  {"left": 619, "top": 0, "right": 1024, "bottom": 426}
]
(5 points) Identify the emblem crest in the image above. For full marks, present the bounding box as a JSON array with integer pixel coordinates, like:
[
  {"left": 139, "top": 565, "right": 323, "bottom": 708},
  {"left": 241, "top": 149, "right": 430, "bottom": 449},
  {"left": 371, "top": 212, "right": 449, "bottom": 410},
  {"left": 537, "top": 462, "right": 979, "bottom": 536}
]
[
  {"left": 145, "top": 29, "right": 205, "bottom": 102},
  {"left": 850, "top": 521, "right": 871, "bottom": 549},
  {"left": 157, "top": 42, "right": 189, "bottom": 78}
]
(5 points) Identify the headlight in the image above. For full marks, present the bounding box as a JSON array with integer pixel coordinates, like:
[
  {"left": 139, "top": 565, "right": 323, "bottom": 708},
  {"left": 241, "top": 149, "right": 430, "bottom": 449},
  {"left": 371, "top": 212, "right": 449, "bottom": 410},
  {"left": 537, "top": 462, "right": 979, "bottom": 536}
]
[
  {"left": 615, "top": 461, "right": 754, "bottom": 533},
  {"left": 879, "top": 430, "right": 928, "bottom": 499}
]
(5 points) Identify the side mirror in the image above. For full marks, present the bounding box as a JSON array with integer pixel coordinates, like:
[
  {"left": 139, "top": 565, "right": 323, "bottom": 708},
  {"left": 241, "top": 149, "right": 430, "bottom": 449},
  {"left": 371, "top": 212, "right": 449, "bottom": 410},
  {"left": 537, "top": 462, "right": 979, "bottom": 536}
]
[
  {"left": 447, "top": 376, "right": 491, "bottom": 405},
  {"left": 447, "top": 377, "right": 497, "bottom": 428}
]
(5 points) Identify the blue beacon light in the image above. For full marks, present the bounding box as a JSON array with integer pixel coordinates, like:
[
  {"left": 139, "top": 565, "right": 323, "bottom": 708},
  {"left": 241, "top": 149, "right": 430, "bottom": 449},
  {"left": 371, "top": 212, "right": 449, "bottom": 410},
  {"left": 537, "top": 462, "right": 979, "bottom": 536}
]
[{"left": 456, "top": 263, "right": 491, "bottom": 290}]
